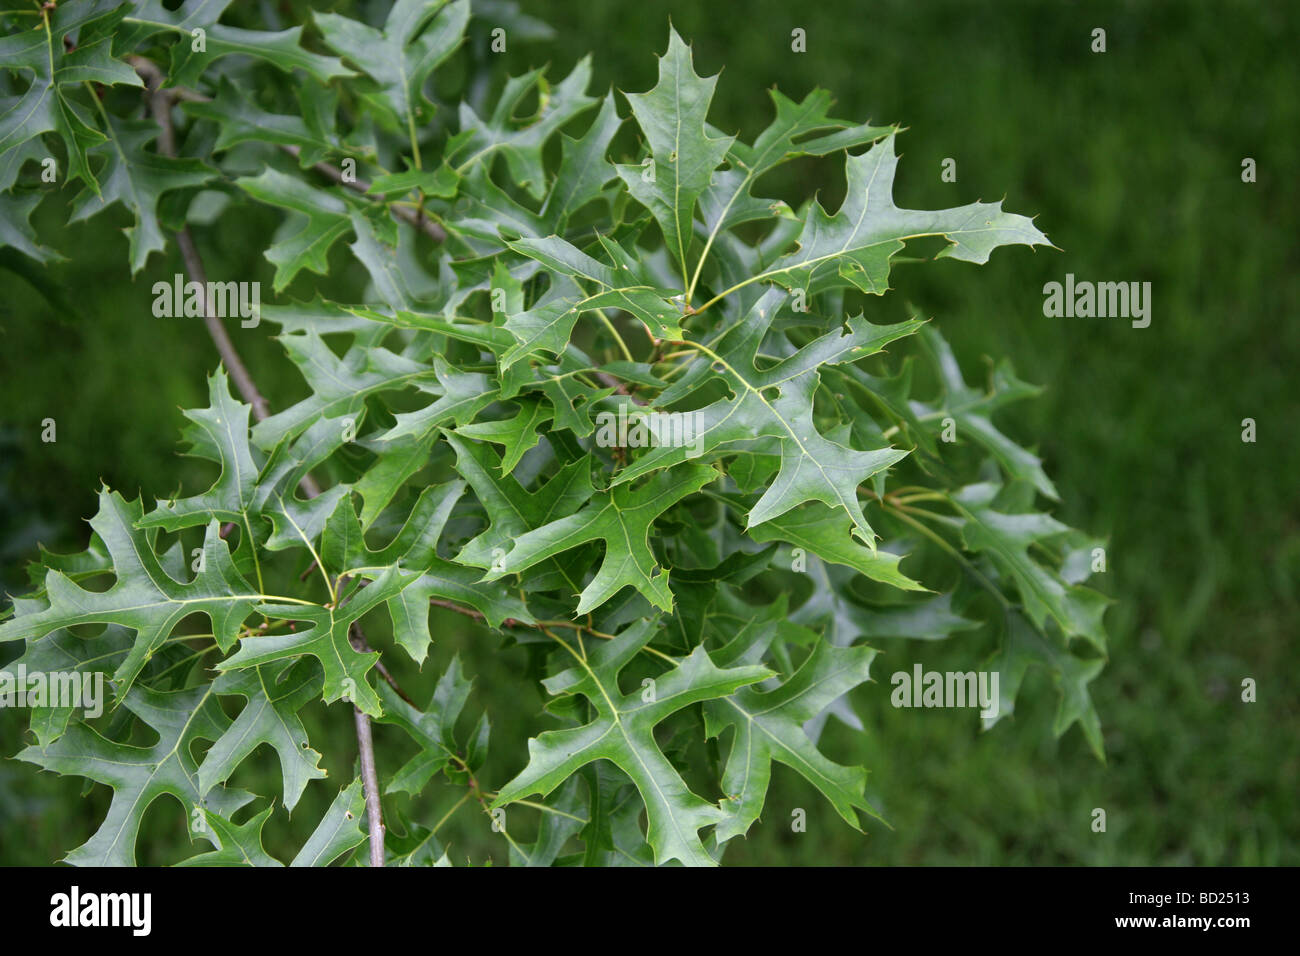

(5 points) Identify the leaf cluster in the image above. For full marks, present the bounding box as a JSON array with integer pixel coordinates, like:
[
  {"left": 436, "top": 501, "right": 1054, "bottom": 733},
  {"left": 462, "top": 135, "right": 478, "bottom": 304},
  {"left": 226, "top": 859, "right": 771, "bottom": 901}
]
[{"left": 0, "top": 1, "right": 1106, "bottom": 866}]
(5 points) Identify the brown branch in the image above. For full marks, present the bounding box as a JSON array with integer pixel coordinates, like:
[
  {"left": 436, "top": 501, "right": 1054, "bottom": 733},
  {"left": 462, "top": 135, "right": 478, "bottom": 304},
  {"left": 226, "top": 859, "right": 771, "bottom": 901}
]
[
  {"left": 280, "top": 145, "right": 447, "bottom": 242},
  {"left": 373, "top": 656, "right": 414, "bottom": 706},
  {"left": 130, "top": 55, "right": 445, "bottom": 244},
  {"left": 429, "top": 597, "right": 486, "bottom": 622},
  {"left": 135, "top": 55, "right": 378, "bottom": 862},
  {"left": 336, "top": 582, "right": 390, "bottom": 866},
  {"left": 352, "top": 708, "right": 385, "bottom": 866},
  {"left": 593, "top": 370, "right": 647, "bottom": 405},
  {"left": 134, "top": 57, "right": 273, "bottom": 423},
  {"left": 346, "top": 634, "right": 386, "bottom": 868}
]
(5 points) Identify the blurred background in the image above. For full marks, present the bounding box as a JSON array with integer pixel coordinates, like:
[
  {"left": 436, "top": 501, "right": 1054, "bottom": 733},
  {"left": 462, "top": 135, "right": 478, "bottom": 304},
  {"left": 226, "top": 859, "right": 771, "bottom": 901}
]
[{"left": 1, "top": 0, "right": 1296, "bottom": 864}]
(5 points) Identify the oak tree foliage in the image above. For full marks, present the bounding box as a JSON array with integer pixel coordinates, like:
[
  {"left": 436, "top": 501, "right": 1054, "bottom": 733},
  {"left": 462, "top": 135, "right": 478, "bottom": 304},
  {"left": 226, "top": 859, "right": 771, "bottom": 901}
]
[{"left": 0, "top": 0, "right": 1107, "bottom": 866}]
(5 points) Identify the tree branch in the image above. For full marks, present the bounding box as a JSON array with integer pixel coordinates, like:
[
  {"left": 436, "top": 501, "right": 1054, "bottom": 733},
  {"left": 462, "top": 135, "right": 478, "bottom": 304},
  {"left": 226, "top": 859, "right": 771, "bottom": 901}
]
[
  {"left": 134, "top": 57, "right": 274, "bottom": 423},
  {"left": 128, "top": 57, "right": 446, "bottom": 245},
  {"left": 136, "top": 55, "right": 381, "bottom": 863},
  {"left": 347, "top": 641, "right": 387, "bottom": 869},
  {"left": 281, "top": 145, "right": 447, "bottom": 242}
]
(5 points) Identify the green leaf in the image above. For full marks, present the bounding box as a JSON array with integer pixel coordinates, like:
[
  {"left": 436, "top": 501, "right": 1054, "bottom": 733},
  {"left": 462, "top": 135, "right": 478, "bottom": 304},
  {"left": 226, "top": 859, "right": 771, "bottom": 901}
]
[
  {"left": 507, "top": 776, "right": 587, "bottom": 866},
  {"left": 454, "top": 397, "right": 553, "bottom": 474},
  {"left": 0, "top": 490, "right": 259, "bottom": 696},
  {"left": 16, "top": 683, "right": 254, "bottom": 866},
  {"left": 848, "top": 592, "right": 980, "bottom": 641},
  {"left": 493, "top": 619, "right": 772, "bottom": 866},
  {"left": 984, "top": 611, "right": 1105, "bottom": 760},
  {"left": 0, "top": 192, "right": 64, "bottom": 263},
  {"left": 314, "top": 0, "right": 469, "bottom": 133},
  {"left": 0, "top": 0, "right": 136, "bottom": 194},
  {"left": 617, "top": 289, "right": 921, "bottom": 544},
  {"left": 705, "top": 639, "right": 884, "bottom": 842},
  {"left": 506, "top": 234, "right": 683, "bottom": 344},
  {"left": 448, "top": 59, "right": 599, "bottom": 199},
  {"left": 219, "top": 566, "right": 419, "bottom": 717},
  {"left": 695, "top": 89, "right": 894, "bottom": 280},
  {"left": 179, "top": 803, "right": 282, "bottom": 867},
  {"left": 68, "top": 115, "right": 214, "bottom": 274},
  {"left": 917, "top": 324, "right": 1058, "bottom": 500},
  {"left": 545, "top": 93, "right": 623, "bottom": 228},
  {"left": 182, "top": 78, "right": 347, "bottom": 167},
  {"left": 615, "top": 28, "right": 734, "bottom": 279},
  {"left": 289, "top": 778, "right": 368, "bottom": 866},
  {"left": 236, "top": 168, "right": 358, "bottom": 290},
  {"left": 483, "top": 462, "right": 718, "bottom": 615},
  {"left": 122, "top": 1, "right": 352, "bottom": 88},
  {"left": 322, "top": 483, "right": 533, "bottom": 661},
  {"left": 6, "top": 624, "right": 134, "bottom": 746},
  {"left": 953, "top": 483, "right": 1109, "bottom": 653},
  {"left": 138, "top": 367, "right": 261, "bottom": 534},
  {"left": 375, "top": 658, "right": 486, "bottom": 796},
  {"left": 198, "top": 660, "right": 327, "bottom": 812},
  {"left": 251, "top": 333, "right": 436, "bottom": 450},
  {"left": 446, "top": 431, "right": 594, "bottom": 571},
  {"left": 368, "top": 165, "right": 460, "bottom": 199},
  {"left": 759, "top": 133, "right": 1050, "bottom": 296},
  {"left": 746, "top": 502, "right": 926, "bottom": 591},
  {"left": 380, "top": 358, "right": 497, "bottom": 443}
]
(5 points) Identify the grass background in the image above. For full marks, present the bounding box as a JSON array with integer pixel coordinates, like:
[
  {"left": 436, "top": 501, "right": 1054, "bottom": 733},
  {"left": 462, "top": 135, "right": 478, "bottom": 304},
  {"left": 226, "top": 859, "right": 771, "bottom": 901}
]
[{"left": 1, "top": 0, "right": 1296, "bottom": 864}]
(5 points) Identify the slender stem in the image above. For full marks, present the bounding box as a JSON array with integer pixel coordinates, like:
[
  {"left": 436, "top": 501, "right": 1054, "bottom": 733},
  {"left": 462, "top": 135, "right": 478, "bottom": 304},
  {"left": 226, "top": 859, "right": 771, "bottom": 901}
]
[
  {"left": 405, "top": 108, "right": 423, "bottom": 171},
  {"left": 430, "top": 598, "right": 487, "bottom": 622},
  {"left": 885, "top": 502, "right": 1012, "bottom": 611},
  {"left": 507, "top": 798, "right": 587, "bottom": 824},
  {"left": 280, "top": 145, "right": 446, "bottom": 242},
  {"left": 593, "top": 308, "right": 634, "bottom": 363},
  {"left": 352, "top": 700, "right": 386, "bottom": 867},
  {"left": 431, "top": 793, "right": 470, "bottom": 836},
  {"left": 892, "top": 491, "right": 950, "bottom": 505},
  {"left": 535, "top": 619, "right": 675, "bottom": 664},
  {"left": 136, "top": 56, "right": 386, "bottom": 862},
  {"left": 133, "top": 58, "right": 274, "bottom": 423}
]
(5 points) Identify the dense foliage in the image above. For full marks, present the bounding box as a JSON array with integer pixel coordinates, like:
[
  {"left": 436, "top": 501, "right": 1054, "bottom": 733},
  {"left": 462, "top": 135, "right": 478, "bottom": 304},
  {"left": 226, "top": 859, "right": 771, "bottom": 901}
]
[{"left": 0, "top": 0, "right": 1108, "bottom": 865}]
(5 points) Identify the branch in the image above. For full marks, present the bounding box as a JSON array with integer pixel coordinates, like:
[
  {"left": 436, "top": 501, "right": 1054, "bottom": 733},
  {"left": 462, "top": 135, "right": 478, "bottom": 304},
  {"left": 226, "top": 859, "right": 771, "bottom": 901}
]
[
  {"left": 593, "top": 370, "right": 647, "bottom": 405},
  {"left": 429, "top": 597, "right": 486, "bottom": 622},
  {"left": 134, "top": 59, "right": 273, "bottom": 423},
  {"left": 130, "top": 55, "right": 446, "bottom": 244},
  {"left": 281, "top": 145, "right": 447, "bottom": 242},
  {"left": 136, "top": 55, "right": 381, "bottom": 863},
  {"left": 337, "top": 579, "right": 389, "bottom": 865},
  {"left": 349, "top": 622, "right": 387, "bottom": 867}
]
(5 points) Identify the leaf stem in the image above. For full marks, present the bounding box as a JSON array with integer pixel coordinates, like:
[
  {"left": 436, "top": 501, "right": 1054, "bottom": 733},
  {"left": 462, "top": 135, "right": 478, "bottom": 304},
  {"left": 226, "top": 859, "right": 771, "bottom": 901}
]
[
  {"left": 593, "top": 308, "right": 635, "bottom": 363},
  {"left": 883, "top": 501, "right": 1011, "bottom": 611}
]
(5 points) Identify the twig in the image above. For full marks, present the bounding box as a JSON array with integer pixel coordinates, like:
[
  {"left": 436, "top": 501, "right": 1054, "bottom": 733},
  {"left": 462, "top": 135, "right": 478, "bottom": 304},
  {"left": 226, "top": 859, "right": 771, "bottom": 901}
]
[
  {"left": 348, "top": 651, "right": 387, "bottom": 869},
  {"left": 430, "top": 597, "right": 485, "bottom": 621},
  {"left": 134, "top": 58, "right": 273, "bottom": 423},
  {"left": 281, "top": 145, "right": 447, "bottom": 242},
  {"left": 374, "top": 656, "right": 414, "bottom": 706},
  {"left": 593, "top": 370, "right": 647, "bottom": 405},
  {"left": 130, "top": 55, "right": 445, "bottom": 244},
  {"left": 136, "top": 55, "right": 379, "bottom": 862}
]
